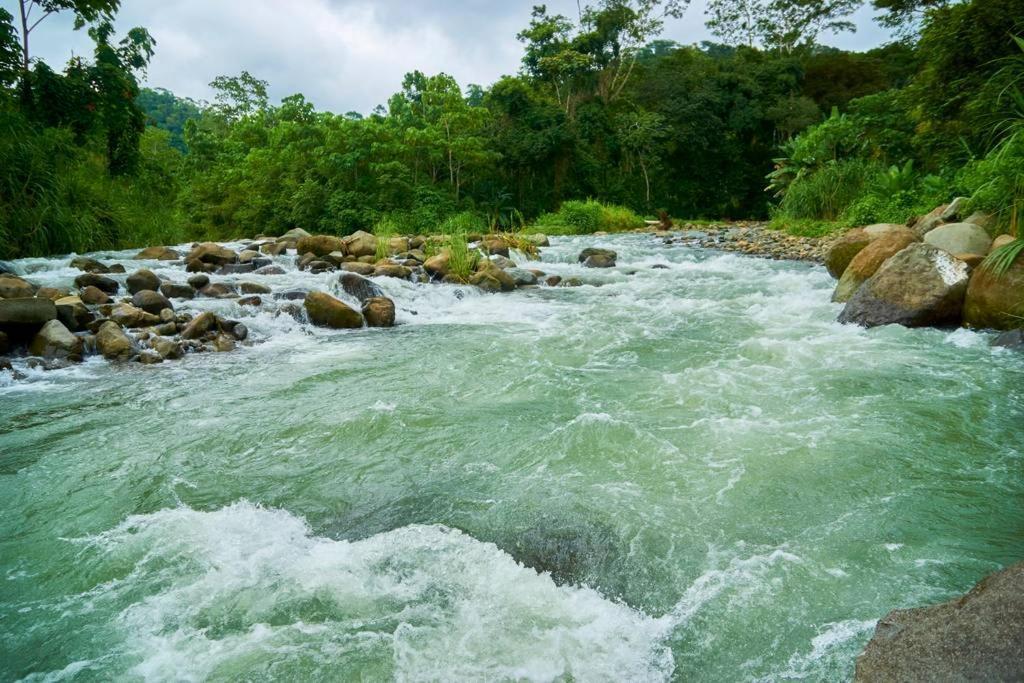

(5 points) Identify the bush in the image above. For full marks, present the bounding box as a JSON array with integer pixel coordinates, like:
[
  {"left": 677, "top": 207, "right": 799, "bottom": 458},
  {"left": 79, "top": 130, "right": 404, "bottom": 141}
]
[
  {"left": 776, "top": 159, "right": 883, "bottom": 221},
  {"left": 532, "top": 199, "right": 645, "bottom": 235}
]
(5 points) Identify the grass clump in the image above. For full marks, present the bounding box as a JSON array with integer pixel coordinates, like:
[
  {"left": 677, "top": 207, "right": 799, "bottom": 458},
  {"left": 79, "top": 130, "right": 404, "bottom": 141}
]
[{"left": 531, "top": 199, "right": 645, "bottom": 235}]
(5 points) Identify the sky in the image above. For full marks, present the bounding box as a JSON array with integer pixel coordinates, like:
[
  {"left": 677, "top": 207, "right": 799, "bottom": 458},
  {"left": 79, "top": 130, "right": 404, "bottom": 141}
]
[{"left": 5, "top": 0, "right": 896, "bottom": 114}]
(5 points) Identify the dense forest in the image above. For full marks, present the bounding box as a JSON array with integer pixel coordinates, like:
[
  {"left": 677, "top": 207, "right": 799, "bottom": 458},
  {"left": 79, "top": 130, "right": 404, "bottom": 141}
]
[{"left": 0, "top": 0, "right": 1022, "bottom": 259}]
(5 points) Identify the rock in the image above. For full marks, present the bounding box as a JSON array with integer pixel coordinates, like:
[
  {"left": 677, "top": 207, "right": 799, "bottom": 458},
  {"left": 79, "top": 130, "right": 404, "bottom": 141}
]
[
  {"left": 304, "top": 291, "right": 363, "bottom": 328},
  {"left": 992, "top": 328, "right": 1024, "bottom": 350},
  {"left": 833, "top": 228, "right": 918, "bottom": 303},
  {"left": 132, "top": 290, "right": 173, "bottom": 316},
  {"left": 185, "top": 259, "right": 217, "bottom": 273},
  {"left": 854, "top": 561, "right": 1024, "bottom": 682},
  {"left": 480, "top": 236, "right": 509, "bottom": 257},
  {"left": 469, "top": 271, "right": 503, "bottom": 292},
  {"left": 109, "top": 303, "right": 161, "bottom": 328},
  {"left": 0, "top": 275, "right": 35, "bottom": 299},
  {"left": 160, "top": 282, "right": 194, "bottom": 299},
  {"left": 964, "top": 211, "right": 996, "bottom": 231},
  {"left": 70, "top": 256, "right": 109, "bottom": 273},
  {"left": 423, "top": 250, "right": 451, "bottom": 278},
  {"left": 545, "top": 275, "right": 562, "bottom": 287},
  {"left": 199, "top": 282, "right": 237, "bottom": 299},
  {"left": 180, "top": 311, "right": 217, "bottom": 340},
  {"left": 362, "top": 296, "right": 396, "bottom": 327},
  {"left": 136, "top": 350, "right": 163, "bottom": 364},
  {"left": 578, "top": 248, "right": 617, "bottom": 268},
  {"left": 940, "top": 196, "right": 967, "bottom": 222},
  {"left": 276, "top": 227, "right": 310, "bottom": 244},
  {"left": 339, "top": 272, "right": 384, "bottom": 303},
  {"left": 218, "top": 263, "right": 255, "bottom": 275},
  {"left": 489, "top": 255, "right": 517, "bottom": 269},
  {"left": 134, "top": 246, "right": 179, "bottom": 260},
  {"left": 54, "top": 296, "right": 92, "bottom": 332},
  {"left": 212, "top": 334, "right": 236, "bottom": 352},
  {"left": 28, "top": 320, "right": 82, "bottom": 359},
  {"left": 108, "top": 264, "right": 126, "bottom": 274},
  {"left": 963, "top": 256, "right": 1024, "bottom": 330},
  {"left": 150, "top": 336, "right": 183, "bottom": 360},
  {"left": 79, "top": 286, "right": 111, "bottom": 305},
  {"left": 159, "top": 308, "right": 175, "bottom": 323},
  {"left": 237, "top": 249, "right": 260, "bottom": 263},
  {"left": 295, "top": 234, "right": 347, "bottom": 257},
  {"left": 126, "top": 269, "right": 161, "bottom": 294},
  {"left": 954, "top": 253, "right": 986, "bottom": 269},
  {"left": 261, "top": 242, "right": 288, "bottom": 256},
  {"left": 991, "top": 234, "right": 1016, "bottom": 251},
  {"left": 923, "top": 222, "right": 993, "bottom": 257},
  {"left": 254, "top": 265, "right": 286, "bottom": 275},
  {"left": 238, "top": 295, "right": 262, "bottom": 307},
  {"left": 186, "top": 242, "right": 237, "bottom": 265},
  {"left": 523, "top": 233, "right": 550, "bottom": 247},
  {"left": 506, "top": 268, "right": 538, "bottom": 286},
  {"left": 343, "top": 230, "right": 377, "bottom": 258},
  {"left": 838, "top": 243, "right": 970, "bottom": 328},
  {"left": 340, "top": 262, "right": 375, "bottom": 276},
  {"left": 239, "top": 282, "right": 271, "bottom": 295},
  {"left": 307, "top": 260, "right": 335, "bottom": 274},
  {"left": 372, "top": 264, "right": 412, "bottom": 279},
  {"left": 96, "top": 321, "right": 133, "bottom": 360},
  {"left": 825, "top": 228, "right": 871, "bottom": 278},
  {"left": 476, "top": 261, "right": 516, "bottom": 291},
  {"left": 0, "top": 298, "right": 57, "bottom": 332},
  {"left": 911, "top": 204, "right": 948, "bottom": 237},
  {"left": 35, "top": 287, "right": 67, "bottom": 301},
  {"left": 74, "top": 273, "right": 119, "bottom": 294},
  {"left": 560, "top": 277, "right": 584, "bottom": 287},
  {"left": 187, "top": 274, "right": 210, "bottom": 290},
  {"left": 275, "top": 289, "right": 309, "bottom": 301}
]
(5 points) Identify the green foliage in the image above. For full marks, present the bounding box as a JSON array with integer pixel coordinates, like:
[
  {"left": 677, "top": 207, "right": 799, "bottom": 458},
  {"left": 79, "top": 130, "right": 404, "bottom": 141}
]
[
  {"left": 777, "top": 159, "right": 883, "bottom": 220},
  {"left": 136, "top": 87, "right": 202, "bottom": 151},
  {"left": 980, "top": 239, "right": 1024, "bottom": 275},
  {"left": 534, "top": 199, "right": 645, "bottom": 234}
]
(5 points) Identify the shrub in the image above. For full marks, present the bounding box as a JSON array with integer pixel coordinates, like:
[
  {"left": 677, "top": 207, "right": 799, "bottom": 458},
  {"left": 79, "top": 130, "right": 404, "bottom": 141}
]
[
  {"left": 532, "top": 199, "right": 645, "bottom": 235},
  {"left": 776, "top": 159, "right": 883, "bottom": 221}
]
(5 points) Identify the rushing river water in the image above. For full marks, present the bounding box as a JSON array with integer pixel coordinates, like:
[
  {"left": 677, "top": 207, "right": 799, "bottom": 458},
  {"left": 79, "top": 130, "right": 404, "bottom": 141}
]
[{"left": 1, "top": 233, "right": 1023, "bottom": 681}]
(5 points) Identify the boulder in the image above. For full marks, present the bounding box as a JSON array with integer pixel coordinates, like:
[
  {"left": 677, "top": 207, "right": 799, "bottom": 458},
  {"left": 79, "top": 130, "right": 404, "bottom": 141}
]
[
  {"left": 854, "top": 561, "right": 1024, "bottom": 682},
  {"left": 239, "top": 282, "right": 271, "bottom": 295},
  {"left": 911, "top": 204, "right": 948, "bottom": 237},
  {"left": 35, "top": 287, "right": 68, "bottom": 301},
  {"left": 964, "top": 211, "right": 996, "bottom": 231},
  {"left": 261, "top": 242, "right": 288, "bottom": 256},
  {"left": 963, "top": 256, "right": 1024, "bottom": 330},
  {"left": 940, "top": 196, "right": 967, "bottom": 222},
  {"left": 276, "top": 227, "right": 311, "bottom": 245},
  {"left": 238, "top": 295, "right": 262, "bottom": 307},
  {"left": 150, "top": 336, "right": 183, "bottom": 360},
  {"left": 506, "top": 268, "right": 538, "bottom": 286},
  {"left": 340, "top": 262, "right": 376, "bottom": 276},
  {"left": 28, "top": 320, "right": 82, "bottom": 359},
  {"left": 74, "top": 273, "right": 119, "bottom": 294},
  {"left": 275, "top": 289, "right": 310, "bottom": 301},
  {"left": 186, "top": 242, "right": 237, "bottom": 265},
  {"left": 79, "top": 285, "right": 111, "bottom": 305},
  {"left": 54, "top": 296, "right": 92, "bottom": 332},
  {"left": 523, "top": 233, "right": 550, "bottom": 247},
  {"left": 423, "top": 249, "right": 451, "bottom": 278},
  {"left": 133, "top": 246, "right": 180, "bottom": 260},
  {"left": 0, "top": 275, "right": 35, "bottom": 299},
  {"left": 187, "top": 274, "right": 210, "bottom": 290},
  {"left": 476, "top": 261, "right": 516, "bottom": 290},
  {"left": 838, "top": 243, "right": 970, "bottom": 328},
  {"left": 96, "top": 321, "right": 133, "bottom": 360},
  {"left": 126, "top": 269, "right": 161, "bottom": 294},
  {"left": 70, "top": 256, "right": 109, "bottom": 273},
  {"left": 480, "top": 236, "right": 510, "bottom": 257},
  {"left": 132, "top": 290, "right": 173, "bottom": 316},
  {"left": 199, "top": 282, "right": 237, "bottom": 299},
  {"left": 992, "top": 328, "right": 1024, "bottom": 350},
  {"left": 109, "top": 303, "right": 160, "bottom": 328},
  {"left": 992, "top": 234, "right": 1015, "bottom": 251},
  {"left": 304, "top": 291, "right": 363, "bottom": 328},
  {"left": 372, "top": 264, "right": 412, "bottom": 279},
  {"left": 108, "top": 264, "right": 126, "bottom": 274},
  {"left": 825, "top": 228, "right": 871, "bottom": 278},
  {"left": 339, "top": 272, "right": 384, "bottom": 303},
  {"left": 923, "top": 222, "right": 993, "bottom": 257},
  {"left": 862, "top": 223, "right": 908, "bottom": 240},
  {"left": 180, "top": 311, "right": 217, "bottom": 340},
  {"left": 833, "top": 228, "right": 918, "bottom": 303},
  {"left": 578, "top": 248, "right": 617, "bottom": 268},
  {"left": 469, "top": 271, "right": 503, "bottom": 292},
  {"left": 237, "top": 249, "right": 260, "bottom": 264},
  {"left": 343, "top": 230, "right": 377, "bottom": 258},
  {"left": 218, "top": 263, "right": 255, "bottom": 275},
  {"left": 254, "top": 265, "right": 286, "bottom": 275},
  {"left": 545, "top": 275, "right": 562, "bottom": 287},
  {"left": 185, "top": 259, "right": 217, "bottom": 273},
  {"left": 387, "top": 237, "right": 409, "bottom": 254},
  {"left": 294, "top": 233, "right": 346, "bottom": 258},
  {"left": 0, "top": 297, "right": 57, "bottom": 330},
  {"left": 307, "top": 260, "right": 335, "bottom": 274},
  {"left": 362, "top": 296, "right": 396, "bottom": 327},
  {"left": 160, "top": 282, "right": 194, "bottom": 299}
]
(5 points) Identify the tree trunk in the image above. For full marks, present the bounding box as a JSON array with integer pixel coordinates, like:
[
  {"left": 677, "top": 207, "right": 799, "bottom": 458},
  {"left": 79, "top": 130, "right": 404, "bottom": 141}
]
[{"left": 18, "top": 0, "right": 30, "bottom": 72}]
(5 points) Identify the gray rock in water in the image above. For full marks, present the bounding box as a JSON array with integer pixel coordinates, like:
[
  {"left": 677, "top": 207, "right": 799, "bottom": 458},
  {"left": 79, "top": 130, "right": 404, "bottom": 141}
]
[
  {"left": 132, "top": 290, "right": 173, "bottom": 315},
  {"left": 160, "top": 282, "right": 195, "bottom": 299},
  {"left": 992, "top": 329, "right": 1024, "bottom": 350},
  {"left": 74, "top": 273, "right": 119, "bottom": 294},
  {"left": 70, "top": 256, "right": 109, "bottom": 273},
  {"left": 254, "top": 265, "right": 286, "bottom": 276},
  {"left": 28, "top": 319, "right": 82, "bottom": 359},
  {"left": 126, "top": 269, "right": 160, "bottom": 294},
  {"left": 339, "top": 272, "right": 384, "bottom": 303},
  {"left": 505, "top": 268, "right": 538, "bottom": 286},
  {"left": 362, "top": 296, "right": 396, "bottom": 327},
  {"left": 578, "top": 248, "right": 616, "bottom": 268},
  {"left": 855, "top": 561, "right": 1024, "bottom": 682},
  {"left": 838, "top": 243, "right": 969, "bottom": 328},
  {"left": 275, "top": 289, "right": 310, "bottom": 301},
  {"left": 186, "top": 274, "right": 210, "bottom": 290},
  {"left": 218, "top": 262, "right": 255, "bottom": 275}
]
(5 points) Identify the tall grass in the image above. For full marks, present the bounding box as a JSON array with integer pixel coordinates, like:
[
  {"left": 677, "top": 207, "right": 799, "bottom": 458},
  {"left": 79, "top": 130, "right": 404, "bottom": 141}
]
[
  {"left": 531, "top": 199, "right": 645, "bottom": 235},
  {"left": 776, "top": 160, "right": 882, "bottom": 221}
]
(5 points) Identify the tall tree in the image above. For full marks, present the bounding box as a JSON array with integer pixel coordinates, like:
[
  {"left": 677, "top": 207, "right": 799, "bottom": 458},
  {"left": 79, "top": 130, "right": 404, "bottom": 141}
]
[
  {"left": 705, "top": 0, "right": 861, "bottom": 52},
  {"left": 15, "top": 0, "right": 119, "bottom": 71}
]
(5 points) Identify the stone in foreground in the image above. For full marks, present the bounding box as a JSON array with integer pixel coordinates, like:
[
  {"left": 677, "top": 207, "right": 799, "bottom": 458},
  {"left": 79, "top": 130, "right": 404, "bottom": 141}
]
[
  {"left": 962, "top": 257, "right": 1024, "bottom": 330},
  {"left": 855, "top": 561, "right": 1024, "bottom": 682},
  {"left": 96, "top": 321, "right": 133, "bottom": 360},
  {"left": 832, "top": 228, "right": 918, "bottom": 303},
  {"left": 304, "top": 291, "right": 363, "bottom": 328},
  {"left": 838, "top": 243, "right": 969, "bottom": 328},
  {"left": 362, "top": 297, "right": 396, "bottom": 327},
  {"left": 29, "top": 320, "right": 83, "bottom": 359}
]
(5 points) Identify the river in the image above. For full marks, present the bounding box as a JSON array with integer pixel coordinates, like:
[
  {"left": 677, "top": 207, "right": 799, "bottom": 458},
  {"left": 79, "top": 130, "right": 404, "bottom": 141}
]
[{"left": 2, "top": 233, "right": 1022, "bottom": 681}]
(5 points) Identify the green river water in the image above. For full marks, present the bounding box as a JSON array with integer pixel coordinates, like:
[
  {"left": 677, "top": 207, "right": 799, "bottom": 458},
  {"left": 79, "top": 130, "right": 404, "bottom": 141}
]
[{"left": 1, "top": 234, "right": 1022, "bottom": 681}]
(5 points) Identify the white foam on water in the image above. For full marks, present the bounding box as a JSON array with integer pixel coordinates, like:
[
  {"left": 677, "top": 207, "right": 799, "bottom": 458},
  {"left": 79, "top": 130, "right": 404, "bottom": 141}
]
[
  {"left": 772, "top": 618, "right": 877, "bottom": 680},
  {"left": 76, "top": 502, "right": 673, "bottom": 682}
]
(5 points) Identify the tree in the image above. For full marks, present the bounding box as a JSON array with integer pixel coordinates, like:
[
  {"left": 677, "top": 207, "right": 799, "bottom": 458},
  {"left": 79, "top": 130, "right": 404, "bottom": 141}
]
[
  {"left": 705, "top": 0, "right": 861, "bottom": 52},
  {"left": 616, "top": 109, "right": 667, "bottom": 203},
  {"left": 210, "top": 71, "right": 270, "bottom": 122},
  {"left": 15, "top": 0, "right": 119, "bottom": 71}
]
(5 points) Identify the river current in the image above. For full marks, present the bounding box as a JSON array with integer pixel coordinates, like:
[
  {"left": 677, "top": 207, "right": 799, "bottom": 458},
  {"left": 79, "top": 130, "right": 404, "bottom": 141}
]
[{"left": 1, "top": 234, "right": 1022, "bottom": 681}]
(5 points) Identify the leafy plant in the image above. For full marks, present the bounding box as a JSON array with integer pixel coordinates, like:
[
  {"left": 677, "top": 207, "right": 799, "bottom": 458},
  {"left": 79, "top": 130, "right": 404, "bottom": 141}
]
[{"left": 979, "top": 239, "right": 1024, "bottom": 275}]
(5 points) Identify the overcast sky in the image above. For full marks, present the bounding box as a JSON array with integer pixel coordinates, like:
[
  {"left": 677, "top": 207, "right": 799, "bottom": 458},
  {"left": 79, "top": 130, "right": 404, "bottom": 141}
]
[{"left": 5, "top": 0, "right": 896, "bottom": 113}]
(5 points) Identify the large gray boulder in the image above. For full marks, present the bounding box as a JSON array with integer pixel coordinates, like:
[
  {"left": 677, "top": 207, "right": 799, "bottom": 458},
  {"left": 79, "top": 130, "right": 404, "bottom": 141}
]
[
  {"left": 126, "top": 268, "right": 161, "bottom": 294},
  {"left": 923, "top": 222, "right": 993, "bottom": 257},
  {"left": 28, "top": 320, "right": 82, "bottom": 359},
  {"left": 578, "top": 248, "right": 617, "bottom": 268},
  {"left": 74, "top": 273, "right": 119, "bottom": 294},
  {"left": 339, "top": 272, "right": 384, "bottom": 303},
  {"left": 855, "top": 561, "right": 1024, "bottom": 682},
  {"left": 838, "top": 243, "right": 970, "bottom": 328},
  {"left": 131, "top": 290, "right": 173, "bottom": 316},
  {"left": 344, "top": 230, "right": 378, "bottom": 258}
]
